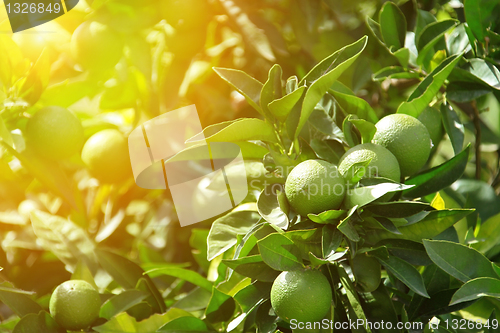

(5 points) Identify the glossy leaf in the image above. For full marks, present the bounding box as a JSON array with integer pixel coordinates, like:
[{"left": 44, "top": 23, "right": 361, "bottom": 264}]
[
  {"left": 397, "top": 54, "right": 462, "bottom": 117},
  {"left": 257, "top": 184, "right": 289, "bottom": 230},
  {"left": 268, "top": 86, "right": 305, "bottom": 122},
  {"left": 0, "top": 284, "right": 41, "bottom": 318},
  {"left": 376, "top": 239, "right": 432, "bottom": 266},
  {"left": 257, "top": 233, "right": 304, "bottom": 271},
  {"left": 207, "top": 211, "right": 261, "bottom": 261},
  {"left": 295, "top": 36, "right": 368, "bottom": 138},
  {"left": 416, "top": 20, "right": 458, "bottom": 66},
  {"left": 365, "top": 201, "right": 434, "bottom": 218},
  {"left": 329, "top": 89, "right": 378, "bottom": 123},
  {"left": 464, "top": 0, "right": 500, "bottom": 42},
  {"left": 450, "top": 277, "right": 500, "bottom": 305},
  {"left": 441, "top": 103, "right": 465, "bottom": 155},
  {"left": 345, "top": 180, "right": 413, "bottom": 209},
  {"left": 222, "top": 255, "right": 279, "bottom": 282},
  {"left": 189, "top": 118, "right": 277, "bottom": 144},
  {"left": 365, "top": 209, "right": 474, "bottom": 244},
  {"left": 93, "top": 310, "right": 188, "bottom": 333},
  {"left": 372, "top": 66, "right": 420, "bottom": 81},
  {"left": 403, "top": 145, "right": 469, "bottom": 198},
  {"left": 100, "top": 290, "right": 149, "bottom": 320},
  {"left": 260, "top": 64, "right": 283, "bottom": 119},
  {"left": 322, "top": 225, "right": 343, "bottom": 259},
  {"left": 213, "top": 68, "right": 263, "bottom": 114},
  {"left": 423, "top": 240, "right": 500, "bottom": 282},
  {"left": 145, "top": 267, "right": 213, "bottom": 292},
  {"left": 308, "top": 209, "right": 346, "bottom": 224},
  {"left": 379, "top": 2, "right": 406, "bottom": 51},
  {"left": 31, "top": 211, "right": 97, "bottom": 273},
  {"left": 337, "top": 206, "right": 360, "bottom": 242},
  {"left": 374, "top": 254, "right": 430, "bottom": 298},
  {"left": 12, "top": 311, "right": 65, "bottom": 333},
  {"left": 348, "top": 117, "right": 377, "bottom": 144}
]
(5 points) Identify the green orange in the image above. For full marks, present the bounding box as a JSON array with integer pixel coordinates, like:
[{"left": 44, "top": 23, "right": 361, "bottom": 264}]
[
  {"left": 270, "top": 269, "right": 332, "bottom": 323},
  {"left": 418, "top": 107, "right": 443, "bottom": 153},
  {"left": 285, "top": 160, "right": 345, "bottom": 216},
  {"left": 372, "top": 114, "right": 431, "bottom": 177},
  {"left": 71, "top": 21, "right": 124, "bottom": 72},
  {"left": 81, "top": 129, "right": 132, "bottom": 183},
  {"left": 49, "top": 280, "right": 100, "bottom": 330},
  {"left": 351, "top": 253, "right": 382, "bottom": 293},
  {"left": 25, "top": 106, "right": 84, "bottom": 160},
  {"left": 338, "top": 143, "right": 401, "bottom": 182}
]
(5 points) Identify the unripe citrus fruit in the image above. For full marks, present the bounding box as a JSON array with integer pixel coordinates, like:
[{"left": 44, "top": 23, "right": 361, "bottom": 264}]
[
  {"left": 338, "top": 143, "right": 401, "bottom": 182},
  {"left": 81, "top": 129, "right": 131, "bottom": 183},
  {"left": 418, "top": 107, "right": 443, "bottom": 153},
  {"left": 25, "top": 106, "right": 84, "bottom": 160},
  {"left": 270, "top": 269, "right": 332, "bottom": 323},
  {"left": 285, "top": 159, "right": 345, "bottom": 216},
  {"left": 49, "top": 280, "right": 100, "bottom": 331},
  {"left": 161, "top": 0, "right": 211, "bottom": 32},
  {"left": 71, "top": 21, "right": 124, "bottom": 72},
  {"left": 372, "top": 114, "right": 431, "bottom": 177},
  {"left": 351, "top": 253, "right": 381, "bottom": 293}
]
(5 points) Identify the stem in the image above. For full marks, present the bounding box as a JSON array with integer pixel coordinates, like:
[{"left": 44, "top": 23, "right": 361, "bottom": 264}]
[{"left": 471, "top": 100, "right": 482, "bottom": 180}]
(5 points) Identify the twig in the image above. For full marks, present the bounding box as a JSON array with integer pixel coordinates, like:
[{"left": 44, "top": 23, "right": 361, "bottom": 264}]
[{"left": 471, "top": 100, "right": 481, "bottom": 180}]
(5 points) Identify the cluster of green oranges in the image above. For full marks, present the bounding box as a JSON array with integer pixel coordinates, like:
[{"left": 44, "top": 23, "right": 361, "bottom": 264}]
[
  {"left": 285, "top": 112, "right": 437, "bottom": 217},
  {"left": 273, "top": 112, "right": 440, "bottom": 324},
  {"left": 24, "top": 106, "right": 131, "bottom": 183}
]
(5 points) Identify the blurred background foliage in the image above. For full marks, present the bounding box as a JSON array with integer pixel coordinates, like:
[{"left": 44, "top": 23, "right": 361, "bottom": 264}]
[{"left": 1, "top": 0, "right": 500, "bottom": 331}]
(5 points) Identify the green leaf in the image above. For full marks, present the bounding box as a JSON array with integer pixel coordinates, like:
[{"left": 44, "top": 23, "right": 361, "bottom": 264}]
[
  {"left": 359, "top": 285, "right": 400, "bottom": 333},
  {"left": 223, "top": 255, "right": 279, "bottom": 282},
  {"left": 31, "top": 211, "right": 97, "bottom": 273},
  {"left": 337, "top": 206, "right": 361, "bottom": 242},
  {"left": 329, "top": 89, "right": 378, "bottom": 123},
  {"left": 213, "top": 68, "right": 264, "bottom": 114},
  {"left": 158, "top": 317, "right": 209, "bottom": 332},
  {"left": 464, "top": 0, "right": 500, "bottom": 42},
  {"left": 372, "top": 66, "right": 420, "bottom": 81},
  {"left": 268, "top": 86, "right": 305, "bottom": 122},
  {"left": 366, "top": 17, "right": 383, "bottom": 44},
  {"left": 365, "top": 209, "right": 474, "bottom": 244},
  {"left": 1, "top": 143, "right": 82, "bottom": 211},
  {"left": 12, "top": 311, "right": 65, "bottom": 333},
  {"left": 261, "top": 64, "right": 283, "bottom": 119},
  {"left": 342, "top": 116, "right": 360, "bottom": 147},
  {"left": 365, "top": 201, "right": 434, "bottom": 218},
  {"left": 337, "top": 265, "right": 372, "bottom": 333},
  {"left": 189, "top": 118, "right": 278, "bottom": 144},
  {"left": 472, "top": 212, "right": 500, "bottom": 255},
  {"left": 257, "top": 233, "right": 304, "bottom": 271},
  {"left": 0, "top": 115, "right": 13, "bottom": 147},
  {"left": 415, "top": 9, "right": 437, "bottom": 43},
  {"left": 93, "top": 310, "right": 189, "bottom": 333},
  {"left": 230, "top": 282, "right": 271, "bottom": 331},
  {"left": 450, "top": 277, "right": 500, "bottom": 305},
  {"left": 446, "top": 81, "right": 491, "bottom": 102},
  {"left": 145, "top": 267, "right": 213, "bottom": 292},
  {"left": 308, "top": 209, "right": 346, "bottom": 224},
  {"left": 345, "top": 179, "right": 413, "bottom": 209},
  {"left": 374, "top": 254, "right": 429, "bottom": 298},
  {"left": 376, "top": 239, "right": 432, "bottom": 266},
  {"left": 96, "top": 249, "right": 166, "bottom": 313},
  {"left": 423, "top": 239, "right": 500, "bottom": 282},
  {"left": 207, "top": 210, "right": 261, "bottom": 261},
  {"left": 308, "top": 106, "right": 344, "bottom": 138},
  {"left": 0, "top": 283, "right": 41, "bottom": 318},
  {"left": 284, "top": 229, "right": 323, "bottom": 259},
  {"left": 205, "top": 287, "right": 234, "bottom": 324},
  {"left": 294, "top": 36, "right": 368, "bottom": 138},
  {"left": 348, "top": 117, "right": 377, "bottom": 144},
  {"left": 397, "top": 54, "right": 462, "bottom": 117},
  {"left": 441, "top": 103, "right": 465, "bottom": 155},
  {"left": 379, "top": 2, "right": 406, "bottom": 51},
  {"left": 463, "top": 58, "right": 500, "bottom": 90},
  {"left": 100, "top": 290, "right": 149, "bottom": 320},
  {"left": 403, "top": 145, "right": 469, "bottom": 198},
  {"left": 322, "top": 225, "right": 343, "bottom": 259},
  {"left": 257, "top": 184, "right": 289, "bottom": 230},
  {"left": 416, "top": 20, "right": 458, "bottom": 67}
]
